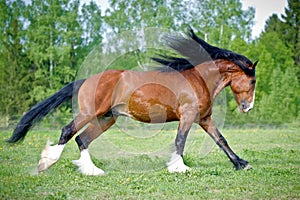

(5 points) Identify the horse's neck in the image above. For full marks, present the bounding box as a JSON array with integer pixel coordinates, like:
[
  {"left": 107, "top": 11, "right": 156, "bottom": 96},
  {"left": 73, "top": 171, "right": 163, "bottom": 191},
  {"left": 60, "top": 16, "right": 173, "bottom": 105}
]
[{"left": 194, "top": 61, "right": 231, "bottom": 100}]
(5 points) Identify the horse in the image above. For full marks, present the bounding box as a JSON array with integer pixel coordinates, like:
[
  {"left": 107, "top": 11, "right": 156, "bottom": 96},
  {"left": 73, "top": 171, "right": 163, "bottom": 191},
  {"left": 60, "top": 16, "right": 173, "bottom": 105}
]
[{"left": 8, "top": 28, "right": 258, "bottom": 175}]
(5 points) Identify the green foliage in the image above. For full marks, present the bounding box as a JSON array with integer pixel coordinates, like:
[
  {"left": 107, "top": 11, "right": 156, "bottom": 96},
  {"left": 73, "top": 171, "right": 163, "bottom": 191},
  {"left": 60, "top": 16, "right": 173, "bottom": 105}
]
[
  {"left": 106, "top": 0, "right": 174, "bottom": 32},
  {"left": 0, "top": 0, "right": 102, "bottom": 124},
  {"left": 0, "top": 0, "right": 299, "bottom": 127},
  {"left": 0, "top": 0, "right": 33, "bottom": 122},
  {"left": 264, "top": 0, "right": 300, "bottom": 80},
  {"left": 226, "top": 31, "right": 300, "bottom": 125},
  {"left": 257, "top": 67, "right": 299, "bottom": 124},
  {"left": 281, "top": 0, "right": 300, "bottom": 77},
  {"left": 225, "top": 0, "right": 300, "bottom": 126},
  {"left": 170, "top": 0, "right": 254, "bottom": 45},
  {"left": 253, "top": 4, "right": 300, "bottom": 125}
]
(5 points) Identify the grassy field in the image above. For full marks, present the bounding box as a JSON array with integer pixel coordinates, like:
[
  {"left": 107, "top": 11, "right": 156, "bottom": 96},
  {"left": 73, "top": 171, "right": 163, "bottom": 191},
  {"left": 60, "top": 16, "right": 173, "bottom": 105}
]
[{"left": 0, "top": 127, "right": 299, "bottom": 199}]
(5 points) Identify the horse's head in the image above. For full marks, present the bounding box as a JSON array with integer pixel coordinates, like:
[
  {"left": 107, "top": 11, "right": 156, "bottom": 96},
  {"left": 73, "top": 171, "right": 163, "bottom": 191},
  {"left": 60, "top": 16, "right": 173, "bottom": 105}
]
[{"left": 230, "top": 60, "right": 258, "bottom": 113}]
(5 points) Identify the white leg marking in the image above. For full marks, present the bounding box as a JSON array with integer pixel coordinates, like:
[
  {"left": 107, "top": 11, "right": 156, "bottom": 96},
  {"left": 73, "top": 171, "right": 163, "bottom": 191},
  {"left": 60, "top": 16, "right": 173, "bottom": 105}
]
[
  {"left": 72, "top": 149, "right": 105, "bottom": 176},
  {"left": 167, "top": 152, "right": 190, "bottom": 173},
  {"left": 38, "top": 141, "right": 65, "bottom": 172}
]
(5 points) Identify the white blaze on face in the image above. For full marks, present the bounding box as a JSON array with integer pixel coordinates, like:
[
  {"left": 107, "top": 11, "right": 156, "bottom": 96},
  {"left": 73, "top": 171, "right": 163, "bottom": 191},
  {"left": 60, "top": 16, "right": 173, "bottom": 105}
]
[
  {"left": 249, "top": 89, "right": 255, "bottom": 109},
  {"left": 244, "top": 89, "right": 255, "bottom": 112}
]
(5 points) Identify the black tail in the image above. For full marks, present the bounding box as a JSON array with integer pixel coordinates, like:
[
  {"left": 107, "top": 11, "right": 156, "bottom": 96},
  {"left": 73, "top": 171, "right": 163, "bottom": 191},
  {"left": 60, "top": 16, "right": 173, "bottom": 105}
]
[{"left": 7, "top": 79, "right": 86, "bottom": 143}]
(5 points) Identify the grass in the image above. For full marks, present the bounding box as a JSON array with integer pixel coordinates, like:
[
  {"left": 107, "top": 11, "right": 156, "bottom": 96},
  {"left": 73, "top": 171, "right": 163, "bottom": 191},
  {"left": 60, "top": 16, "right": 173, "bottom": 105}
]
[{"left": 0, "top": 126, "right": 299, "bottom": 199}]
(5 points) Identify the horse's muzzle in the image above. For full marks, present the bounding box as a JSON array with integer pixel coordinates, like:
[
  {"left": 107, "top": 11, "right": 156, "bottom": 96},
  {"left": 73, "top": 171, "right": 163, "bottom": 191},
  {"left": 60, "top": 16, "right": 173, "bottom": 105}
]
[{"left": 239, "top": 100, "right": 253, "bottom": 113}]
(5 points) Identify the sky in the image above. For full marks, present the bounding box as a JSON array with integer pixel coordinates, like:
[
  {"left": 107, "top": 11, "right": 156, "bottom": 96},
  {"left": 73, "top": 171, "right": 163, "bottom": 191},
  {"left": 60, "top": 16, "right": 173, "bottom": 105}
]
[
  {"left": 82, "top": 0, "right": 288, "bottom": 38},
  {"left": 241, "top": 0, "right": 288, "bottom": 38}
]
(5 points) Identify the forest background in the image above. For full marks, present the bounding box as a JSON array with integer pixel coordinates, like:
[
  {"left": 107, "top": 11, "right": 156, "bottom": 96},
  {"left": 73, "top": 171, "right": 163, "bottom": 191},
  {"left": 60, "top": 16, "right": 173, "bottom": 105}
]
[{"left": 0, "top": 0, "right": 299, "bottom": 128}]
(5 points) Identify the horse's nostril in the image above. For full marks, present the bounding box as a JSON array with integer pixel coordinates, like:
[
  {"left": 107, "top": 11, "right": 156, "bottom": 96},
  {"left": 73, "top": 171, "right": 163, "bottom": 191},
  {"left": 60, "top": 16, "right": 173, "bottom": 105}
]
[{"left": 241, "top": 101, "right": 247, "bottom": 110}]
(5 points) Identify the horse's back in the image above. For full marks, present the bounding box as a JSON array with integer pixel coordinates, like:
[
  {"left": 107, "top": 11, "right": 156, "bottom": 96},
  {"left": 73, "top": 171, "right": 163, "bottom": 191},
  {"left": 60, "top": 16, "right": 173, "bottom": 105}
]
[{"left": 77, "top": 69, "right": 202, "bottom": 121}]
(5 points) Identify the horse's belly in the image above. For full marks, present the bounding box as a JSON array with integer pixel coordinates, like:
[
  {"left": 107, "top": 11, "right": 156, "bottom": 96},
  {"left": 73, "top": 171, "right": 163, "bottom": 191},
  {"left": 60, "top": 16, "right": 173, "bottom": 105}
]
[{"left": 127, "top": 83, "right": 179, "bottom": 123}]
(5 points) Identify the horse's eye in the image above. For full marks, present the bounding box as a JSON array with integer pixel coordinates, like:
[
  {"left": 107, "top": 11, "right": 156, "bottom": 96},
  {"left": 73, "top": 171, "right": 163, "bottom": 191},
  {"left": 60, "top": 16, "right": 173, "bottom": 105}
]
[{"left": 250, "top": 80, "right": 256, "bottom": 85}]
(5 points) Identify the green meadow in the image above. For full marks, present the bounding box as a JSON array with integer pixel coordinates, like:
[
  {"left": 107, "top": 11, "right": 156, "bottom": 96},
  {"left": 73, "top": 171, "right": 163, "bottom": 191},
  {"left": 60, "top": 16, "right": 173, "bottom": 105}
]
[{"left": 1, "top": 128, "right": 299, "bottom": 199}]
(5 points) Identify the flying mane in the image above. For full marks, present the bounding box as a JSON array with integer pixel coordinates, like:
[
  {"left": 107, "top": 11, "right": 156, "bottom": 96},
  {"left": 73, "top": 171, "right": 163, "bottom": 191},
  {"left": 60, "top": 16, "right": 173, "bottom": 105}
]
[{"left": 152, "top": 28, "right": 255, "bottom": 76}]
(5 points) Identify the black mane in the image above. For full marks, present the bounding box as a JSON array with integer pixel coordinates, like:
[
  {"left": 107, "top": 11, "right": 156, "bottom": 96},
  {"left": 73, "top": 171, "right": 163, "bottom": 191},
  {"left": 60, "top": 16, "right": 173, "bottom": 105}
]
[{"left": 152, "top": 28, "right": 255, "bottom": 76}]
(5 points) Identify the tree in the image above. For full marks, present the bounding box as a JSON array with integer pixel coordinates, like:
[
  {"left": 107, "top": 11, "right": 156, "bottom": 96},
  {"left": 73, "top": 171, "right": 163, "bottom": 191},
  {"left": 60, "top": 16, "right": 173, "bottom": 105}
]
[
  {"left": 25, "top": 0, "right": 83, "bottom": 102},
  {"left": 1, "top": 0, "right": 298, "bottom": 126},
  {"left": 170, "top": 0, "right": 255, "bottom": 47},
  {"left": 102, "top": 0, "right": 176, "bottom": 72},
  {"left": 281, "top": 0, "right": 300, "bottom": 78},
  {"left": 264, "top": 0, "right": 300, "bottom": 81},
  {"left": 0, "top": 0, "right": 33, "bottom": 122},
  {"left": 0, "top": 0, "right": 106, "bottom": 126},
  {"left": 265, "top": 14, "right": 283, "bottom": 33},
  {"left": 253, "top": 31, "right": 298, "bottom": 125},
  {"left": 257, "top": 67, "right": 299, "bottom": 124},
  {"left": 79, "top": 1, "right": 103, "bottom": 55},
  {"left": 225, "top": 29, "right": 299, "bottom": 125},
  {"left": 105, "top": 0, "right": 174, "bottom": 33},
  {"left": 249, "top": 0, "right": 300, "bottom": 125}
]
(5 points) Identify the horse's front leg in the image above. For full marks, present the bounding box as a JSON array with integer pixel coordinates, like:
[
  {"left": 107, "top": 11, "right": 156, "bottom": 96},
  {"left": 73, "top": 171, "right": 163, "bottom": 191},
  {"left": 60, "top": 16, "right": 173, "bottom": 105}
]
[
  {"left": 38, "top": 113, "right": 93, "bottom": 173},
  {"left": 199, "top": 117, "right": 252, "bottom": 170}
]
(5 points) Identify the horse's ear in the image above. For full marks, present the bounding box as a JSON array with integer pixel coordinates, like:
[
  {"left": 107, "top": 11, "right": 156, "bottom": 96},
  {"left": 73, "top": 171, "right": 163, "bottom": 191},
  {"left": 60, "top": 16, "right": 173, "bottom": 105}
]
[{"left": 252, "top": 60, "right": 259, "bottom": 68}]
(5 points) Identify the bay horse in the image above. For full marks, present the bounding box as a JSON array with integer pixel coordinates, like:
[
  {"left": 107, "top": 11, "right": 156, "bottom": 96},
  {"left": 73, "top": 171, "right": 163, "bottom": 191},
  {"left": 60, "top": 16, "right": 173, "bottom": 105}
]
[{"left": 8, "top": 28, "right": 258, "bottom": 175}]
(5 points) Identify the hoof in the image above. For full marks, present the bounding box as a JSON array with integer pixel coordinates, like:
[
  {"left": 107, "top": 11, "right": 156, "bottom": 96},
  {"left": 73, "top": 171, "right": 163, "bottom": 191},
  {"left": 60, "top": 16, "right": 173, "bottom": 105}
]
[
  {"left": 72, "top": 159, "right": 105, "bottom": 176},
  {"left": 168, "top": 162, "right": 190, "bottom": 173},
  {"left": 167, "top": 152, "right": 190, "bottom": 173},
  {"left": 38, "top": 141, "right": 64, "bottom": 173},
  {"left": 243, "top": 164, "right": 253, "bottom": 170},
  {"left": 72, "top": 149, "right": 105, "bottom": 176},
  {"left": 38, "top": 157, "right": 58, "bottom": 173},
  {"left": 234, "top": 159, "right": 252, "bottom": 170}
]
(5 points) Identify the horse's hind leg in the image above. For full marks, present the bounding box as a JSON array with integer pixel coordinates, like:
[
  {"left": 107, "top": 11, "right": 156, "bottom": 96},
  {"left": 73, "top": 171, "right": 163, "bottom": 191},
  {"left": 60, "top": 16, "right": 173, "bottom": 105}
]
[
  {"left": 72, "top": 116, "right": 116, "bottom": 175},
  {"left": 38, "top": 113, "right": 93, "bottom": 173}
]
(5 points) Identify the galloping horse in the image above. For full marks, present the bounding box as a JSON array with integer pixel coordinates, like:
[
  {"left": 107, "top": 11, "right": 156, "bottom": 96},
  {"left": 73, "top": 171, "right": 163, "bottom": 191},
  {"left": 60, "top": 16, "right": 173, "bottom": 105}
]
[{"left": 8, "top": 29, "right": 258, "bottom": 175}]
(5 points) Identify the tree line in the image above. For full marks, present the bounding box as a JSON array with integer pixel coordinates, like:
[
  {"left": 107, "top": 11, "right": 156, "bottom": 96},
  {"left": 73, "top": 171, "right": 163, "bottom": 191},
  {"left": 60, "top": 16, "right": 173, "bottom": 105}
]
[{"left": 0, "top": 0, "right": 299, "bottom": 127}]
